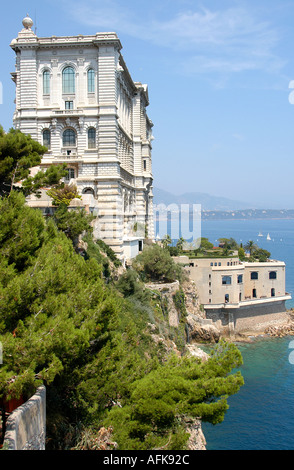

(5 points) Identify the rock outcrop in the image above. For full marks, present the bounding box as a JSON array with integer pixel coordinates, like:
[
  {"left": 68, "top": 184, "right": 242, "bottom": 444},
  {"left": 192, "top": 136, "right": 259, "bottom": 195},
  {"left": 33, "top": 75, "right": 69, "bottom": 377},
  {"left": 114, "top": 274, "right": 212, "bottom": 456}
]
[
  {"left": 146, "top": 280, "right": 181, "bottom": 327},
  {"left": 185, "top": 343, "right": 209, "bottom": 362},
  {"left": 186, "top": 314, "right": 220, "bottom": 343},
  {"left": 181, "top": 280, "right": 204, "bottom": 318},
  {"left": 180, "top": 417, "right": 207, "bottom": 451},
  {"left": 264, "top": 321, "right": 294, "bottom": 337}
]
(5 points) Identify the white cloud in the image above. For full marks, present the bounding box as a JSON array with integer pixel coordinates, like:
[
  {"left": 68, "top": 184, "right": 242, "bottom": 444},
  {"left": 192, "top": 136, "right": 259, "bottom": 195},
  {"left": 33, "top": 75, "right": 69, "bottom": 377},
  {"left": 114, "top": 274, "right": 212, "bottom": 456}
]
[{"left": 65, "top": 0, "right": 283, "bottom": 78}]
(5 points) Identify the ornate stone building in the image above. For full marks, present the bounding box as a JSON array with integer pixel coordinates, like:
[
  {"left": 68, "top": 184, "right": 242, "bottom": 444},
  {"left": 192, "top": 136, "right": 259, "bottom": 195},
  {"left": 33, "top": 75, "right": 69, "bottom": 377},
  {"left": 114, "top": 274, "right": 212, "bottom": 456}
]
[{"left": 10, "top": 15, "right": 154, "bottom": 262}]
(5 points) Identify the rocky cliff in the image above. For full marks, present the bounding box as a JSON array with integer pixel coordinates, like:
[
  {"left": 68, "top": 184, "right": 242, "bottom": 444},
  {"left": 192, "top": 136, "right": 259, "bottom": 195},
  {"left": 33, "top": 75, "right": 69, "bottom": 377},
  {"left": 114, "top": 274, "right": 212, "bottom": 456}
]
[{"left": 144, "top": 278, "right": 215, "bottom": 451}]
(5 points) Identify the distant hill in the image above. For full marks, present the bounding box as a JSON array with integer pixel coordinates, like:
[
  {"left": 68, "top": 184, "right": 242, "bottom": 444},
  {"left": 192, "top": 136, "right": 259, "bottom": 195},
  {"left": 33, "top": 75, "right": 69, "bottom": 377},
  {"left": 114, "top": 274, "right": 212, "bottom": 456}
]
[
  {"left": 152, "top": 188, "right": 294, "bottom": 219},
  {"left": 153, "top": 187, "right": 259, "bottom": 211}
]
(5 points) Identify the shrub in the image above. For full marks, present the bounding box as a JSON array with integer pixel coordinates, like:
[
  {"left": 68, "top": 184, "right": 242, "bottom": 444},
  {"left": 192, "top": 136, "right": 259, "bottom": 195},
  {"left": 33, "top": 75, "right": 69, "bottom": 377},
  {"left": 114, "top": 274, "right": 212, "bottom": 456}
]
[{"left": 132, "top": 244, "right": 184, "bottom": 283}]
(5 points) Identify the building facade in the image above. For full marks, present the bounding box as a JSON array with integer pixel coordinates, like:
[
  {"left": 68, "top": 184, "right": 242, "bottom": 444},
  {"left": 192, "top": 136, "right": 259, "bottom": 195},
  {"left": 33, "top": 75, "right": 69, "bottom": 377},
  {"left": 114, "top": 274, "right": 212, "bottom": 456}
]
[
  {"left": 10, "top": 15, "right": 154, "bottom": 262},
  {"left": 175, "top": 255, "right": 292, "bottom": 334}
]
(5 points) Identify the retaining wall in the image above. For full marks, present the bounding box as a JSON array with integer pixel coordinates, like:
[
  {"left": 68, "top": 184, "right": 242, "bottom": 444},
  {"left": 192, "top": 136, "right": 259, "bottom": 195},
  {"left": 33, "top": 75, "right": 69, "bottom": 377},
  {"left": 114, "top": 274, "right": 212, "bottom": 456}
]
[
  {"left": 206, "top": 300, "right": 290, "bottom": 335},
  {"left": 3, "top": 386, "right": 46, "bottom": 450}
]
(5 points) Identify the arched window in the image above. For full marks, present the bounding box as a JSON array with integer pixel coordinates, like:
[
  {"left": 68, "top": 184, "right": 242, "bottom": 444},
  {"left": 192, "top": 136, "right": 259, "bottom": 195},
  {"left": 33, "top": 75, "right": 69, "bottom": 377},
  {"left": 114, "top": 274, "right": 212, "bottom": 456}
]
[
  {"left": 43, "top": 70, "right": 50, "bottom": 95},
  {"left": 63, "top": 129, "right": 76, "bottom": 147},
  {"left": 88, "top": 127, "right": 96, "bottom": 148},
  {"left": 269, "top": 271, "right": 277, "bottom": 280},
  {"left": 87, "top": 69, "right": 95, "bottom": 93},
  {"left": 42, "top": 129, "right": 51, "bottom": 148},
  {"left": 62, "top": 66, "right": 75, "bottom": 94},
  {"left": 82, "top": 187, "right": 94, "bottom": 195}
]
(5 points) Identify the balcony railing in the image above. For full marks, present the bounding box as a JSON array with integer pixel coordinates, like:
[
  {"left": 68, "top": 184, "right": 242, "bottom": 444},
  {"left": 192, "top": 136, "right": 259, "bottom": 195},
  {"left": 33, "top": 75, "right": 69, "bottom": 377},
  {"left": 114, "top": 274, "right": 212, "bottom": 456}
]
[{"left": 53, "top": 109, "right": 83, "bottom": 115}]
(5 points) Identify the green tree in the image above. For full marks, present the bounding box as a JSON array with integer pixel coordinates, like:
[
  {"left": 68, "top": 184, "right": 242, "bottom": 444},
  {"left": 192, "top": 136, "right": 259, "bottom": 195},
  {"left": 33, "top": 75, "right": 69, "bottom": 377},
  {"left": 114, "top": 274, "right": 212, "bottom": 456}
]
[
  {"left": 103, "top": 340, "right": 243, "bottom": 450},
  {"left": 0, "top": 196, "right": 109, "bottom": 400},
  {"left": 218, "top": 238, "right": 239, "bottom": 250},
  {"left": 252, "top": 248, "right": 271, "bottom": 262},
  {"left": 238, "top": 246, "right": 246, "bottom": 261},
  {"left": 47, "top": 183, "right": 81, "bottom": 206},
  {"left": 0, "top": 149, "right": 245, "bottom": 451},
  {"left": 0, "top": 191, "right": 45, "bottom": 271},
  {"left": 52, "top": 203, "right": 93, "bottom": 243},
  {"left": 200, "top": 237, "right": 214, "bottom": 251},
  {"left": 132, "top": 244, "right": 184, "bottom": 283},
  {"left": 176, "top": 237, "right": 185, "bottom": 252},
  {"left": 161, "top": 234, "right": 172, "bottom": 249},
  {"left": 244, "top": 240, "right": 258, "bottom": 256},
  {"left": 116, "top": 269, "right": 150, "bottom": 303},
  {"left": 168, "top": 246, "right": 179, "bottom": 256},
  {"left": 0, "top": 126, "right": 67, "bottom": 196}
]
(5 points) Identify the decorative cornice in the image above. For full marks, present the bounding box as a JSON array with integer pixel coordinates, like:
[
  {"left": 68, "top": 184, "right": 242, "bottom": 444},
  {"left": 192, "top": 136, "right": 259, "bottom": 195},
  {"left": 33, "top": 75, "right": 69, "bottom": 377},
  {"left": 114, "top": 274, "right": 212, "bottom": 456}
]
[{"left": 10, "top": 32, "right": 122, "bottom": 51}]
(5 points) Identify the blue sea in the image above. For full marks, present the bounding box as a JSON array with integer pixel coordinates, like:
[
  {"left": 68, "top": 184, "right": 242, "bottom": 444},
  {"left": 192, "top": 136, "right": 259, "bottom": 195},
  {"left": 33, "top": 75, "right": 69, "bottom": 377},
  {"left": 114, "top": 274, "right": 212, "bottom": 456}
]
[{"left": 193, "top": 218, "right": 294, "bottom": 450}]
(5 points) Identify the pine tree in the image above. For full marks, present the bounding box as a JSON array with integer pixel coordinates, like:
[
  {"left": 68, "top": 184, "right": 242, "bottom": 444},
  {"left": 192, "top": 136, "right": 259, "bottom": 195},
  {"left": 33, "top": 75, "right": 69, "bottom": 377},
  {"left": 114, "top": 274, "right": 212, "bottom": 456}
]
[
  {"left": 103, "top": 340, "right": 243, "bottom": 450},
  {"left": 0, "top": 126, "right": 67, "bottom": 196},
  {"left": 0, "top": 161, "right": 244, "bottom": 450}
]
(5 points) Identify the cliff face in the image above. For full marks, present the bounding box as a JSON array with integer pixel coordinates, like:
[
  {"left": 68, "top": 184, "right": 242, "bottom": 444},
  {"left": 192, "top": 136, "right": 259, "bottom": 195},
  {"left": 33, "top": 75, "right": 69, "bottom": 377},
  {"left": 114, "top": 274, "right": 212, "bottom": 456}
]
[
  {"left": 145, "top": 280, "right": 182, "bottom": 328},
  {"left": 144, "top": 278, "right": 211, "bottom": 451},
  {"left": 145, "top": 278, "right": 220, "bottom": 345}
]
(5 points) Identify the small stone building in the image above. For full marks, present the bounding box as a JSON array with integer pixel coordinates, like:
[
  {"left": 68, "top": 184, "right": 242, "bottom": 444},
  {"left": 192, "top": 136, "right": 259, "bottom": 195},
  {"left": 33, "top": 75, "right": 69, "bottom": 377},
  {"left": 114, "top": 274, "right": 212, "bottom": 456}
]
[{"left": 175, "top": 255, "right": 292, "bottom": 334}]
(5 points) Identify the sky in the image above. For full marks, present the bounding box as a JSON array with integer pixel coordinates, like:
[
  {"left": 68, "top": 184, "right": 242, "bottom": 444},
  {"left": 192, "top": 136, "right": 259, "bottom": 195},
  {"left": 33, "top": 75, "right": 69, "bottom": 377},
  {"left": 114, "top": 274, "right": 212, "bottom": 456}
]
[{"left": 1, "top": 0, "right": 294, "bottom": 208}]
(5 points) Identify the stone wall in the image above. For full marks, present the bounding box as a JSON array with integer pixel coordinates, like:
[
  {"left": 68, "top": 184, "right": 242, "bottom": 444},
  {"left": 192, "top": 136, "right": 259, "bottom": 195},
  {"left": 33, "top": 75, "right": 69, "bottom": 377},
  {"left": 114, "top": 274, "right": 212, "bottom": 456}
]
[
  {"left": 4, "top": 386, "right": 46, "bottom": 450},
  {"left": 205, "top": 300, "right": 291, "bottom": 337}
]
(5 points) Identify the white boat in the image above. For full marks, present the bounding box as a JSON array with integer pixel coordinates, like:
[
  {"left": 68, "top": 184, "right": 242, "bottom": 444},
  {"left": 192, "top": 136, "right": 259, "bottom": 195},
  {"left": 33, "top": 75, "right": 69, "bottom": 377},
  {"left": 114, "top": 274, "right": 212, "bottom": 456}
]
[
  {"left": 258, "top": 231, "right": 263, "bottom": 237},
  {"left": 267, "top": 233, "right": 271, "bottom": 240}
]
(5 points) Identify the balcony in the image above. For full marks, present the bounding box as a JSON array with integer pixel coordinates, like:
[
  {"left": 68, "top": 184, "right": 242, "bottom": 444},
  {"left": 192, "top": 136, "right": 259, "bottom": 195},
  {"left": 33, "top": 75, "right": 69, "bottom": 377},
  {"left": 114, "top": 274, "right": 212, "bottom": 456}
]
[
  {"left": 53, "top": 109, "right": 84, "bottom": 116},
  {"left": 54, "top": 148, "right": 80, "bottom": 163}
]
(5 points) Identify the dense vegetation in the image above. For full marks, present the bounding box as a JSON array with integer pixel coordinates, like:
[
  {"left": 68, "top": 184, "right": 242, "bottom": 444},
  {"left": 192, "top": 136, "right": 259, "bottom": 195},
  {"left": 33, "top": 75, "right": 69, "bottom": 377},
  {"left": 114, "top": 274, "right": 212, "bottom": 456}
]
[
  {"left": 166, "top": 235, "right": 271, "bottom": 262},
  {"left": 0, "top": 127, "right": 244, "bottom": 450}
]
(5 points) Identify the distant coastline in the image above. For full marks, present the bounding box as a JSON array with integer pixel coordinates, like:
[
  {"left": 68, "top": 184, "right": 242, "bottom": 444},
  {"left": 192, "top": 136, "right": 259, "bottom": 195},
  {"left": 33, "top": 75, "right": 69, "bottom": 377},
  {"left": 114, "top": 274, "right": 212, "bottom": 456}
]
[
  {"left": 154, "top": 208, "right": 294, "bottom": 222},
  {"left": 201, "top": 209, "right": 294, "bottom": 220}
]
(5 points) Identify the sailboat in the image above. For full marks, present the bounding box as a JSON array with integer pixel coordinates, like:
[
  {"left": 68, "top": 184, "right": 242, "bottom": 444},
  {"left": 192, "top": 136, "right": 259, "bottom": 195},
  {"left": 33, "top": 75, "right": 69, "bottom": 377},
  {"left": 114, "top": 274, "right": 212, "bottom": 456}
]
[
  {"left": 267, "top": 233, "right": 271, "bottom": 240},
  {"left": 258, "top": 231, "right": 263, "bottom": 237}
]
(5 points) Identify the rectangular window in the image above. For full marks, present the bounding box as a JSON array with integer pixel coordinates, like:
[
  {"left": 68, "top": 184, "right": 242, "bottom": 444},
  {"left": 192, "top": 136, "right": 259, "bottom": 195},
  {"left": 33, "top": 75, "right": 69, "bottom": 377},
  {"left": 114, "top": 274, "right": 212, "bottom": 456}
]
[
  {"left": 43, "top": 71, "right": 50, "bottom": 95},
  {"left": 222, "top": 275, "right": 232, "bottom": 285},
  {"left": 87, "top": 69, "right": 95, "bottom": 93},
  {"left": 42, "top": 130, "right": 51, "bottom": 149},
  {"left": 65, "top": 101, "right": 73, "bottom": 110},
  {"left": 251, "top": 272, "right": 258, "bottom": 280},
  {"left": 88, "top": 128, "right": 96, "bottom": 149},
  {"left": 65, "top": 168, "right": 75, "bottom": 180}
]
